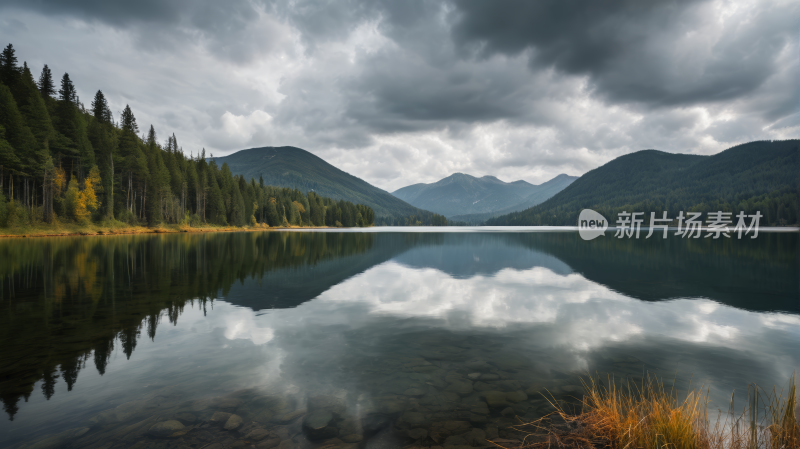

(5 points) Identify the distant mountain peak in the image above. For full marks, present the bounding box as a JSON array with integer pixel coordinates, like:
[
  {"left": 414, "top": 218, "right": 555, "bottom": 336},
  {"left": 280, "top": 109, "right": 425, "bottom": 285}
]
[{"left": 392, "top": 172, "right": 575, "bottom": 218}]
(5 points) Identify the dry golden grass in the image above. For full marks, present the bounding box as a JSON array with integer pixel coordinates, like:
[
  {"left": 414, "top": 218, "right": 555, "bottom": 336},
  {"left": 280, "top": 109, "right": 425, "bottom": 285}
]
[{"left": 503, "top": 374, "right": 798, "bottom": 449}]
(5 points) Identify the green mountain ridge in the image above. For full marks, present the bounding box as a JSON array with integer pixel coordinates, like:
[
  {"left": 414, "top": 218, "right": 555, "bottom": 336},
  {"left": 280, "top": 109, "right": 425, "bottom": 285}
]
[
  {"left": 486, "top": 140, "right": 799, "bottom": 227},
  {"left": 392, "top": 172, "right": 577, "bottom": 219},
  {"left": 209, "top": 146, "right": 441, "bottom": 221},
  {"left": 450, "top": 174, "right": 578, "bottom": 224}
]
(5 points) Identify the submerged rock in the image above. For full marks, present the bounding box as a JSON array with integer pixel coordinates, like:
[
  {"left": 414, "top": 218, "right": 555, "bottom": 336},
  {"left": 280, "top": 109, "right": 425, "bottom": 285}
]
[
  {"left": 303, "top": 410, "right": 338, "bottom": 440},
  {"left": 469, "top": 413, "right": 487, "bottom": 424},
  {"left": 403, "top": 388, "right": 426, "bottom": 397},
  {"left": 464, "top": 360, "right": 493, "bottom": 373},
  {"left": 506, "top": 391, "right": 528, "bottom": 403},
  {"left": 173, "top": 411, "right": 198, "bottom": 423},
  {"left": 407, "top": 428, "right": 428, "bottom": 440},
  {"left": 480, "top": 391, "right": 510, "bottom": 409},
  {"left": 337, "top": 418, "right": 361, "bottom": 435},
  {"left": 148, "top": 420, "right": 185, "bottom": 438},
  {"left": 275, "top": 408, "right": 307, "bottom": 424},
  {"left": 429, "top": 421, "right": 471, "bottom": 444},
  {"left": 443, "top": 434, "right": 468, "bottom": 446},
  {"left": 256, "top": 437, "right": 281, "bottom": 448},
  {"left": 224, "top": 414, "right": 243, "bottom": 430},
  {"left": 244, "top": 428, "right": 272, "bottom": 441},
  {"left": 211, "top": 411, "right": 233, "bottom": 423},
  {"left": 488, "top": 380, "right": 523, "bottom": 392},
  {"left": 401, "top": 411, "right": 426, "bottom": 427},
  {"left": 444, "top": 376, "right": 473, "bottom": 396},
  {"left": 89, "top": 400, "right": 147, "bottom": 424},
  {"left": 464, "top": 428, "right": 487, "bottom": 446}
]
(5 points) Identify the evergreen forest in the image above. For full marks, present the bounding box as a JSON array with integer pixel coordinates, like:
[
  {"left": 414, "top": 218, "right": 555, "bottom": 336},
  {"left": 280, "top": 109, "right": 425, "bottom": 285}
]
[{"left": 0, "top": 44, "right": 375, "bottom": 230}]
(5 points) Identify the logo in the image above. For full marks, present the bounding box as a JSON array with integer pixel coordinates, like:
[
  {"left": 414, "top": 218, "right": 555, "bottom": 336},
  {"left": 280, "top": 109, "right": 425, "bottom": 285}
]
[{"left": 578, "top": 209, "right": 608, "bottom": 240}]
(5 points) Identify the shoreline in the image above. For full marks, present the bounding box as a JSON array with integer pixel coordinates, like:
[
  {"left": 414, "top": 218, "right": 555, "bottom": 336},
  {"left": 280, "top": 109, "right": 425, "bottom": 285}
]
[
  {"left": 1, "top": 224, "right": 797, "bottom": 239},
  {"left": 0, "top": 223, "right": 339, "bottom": 239}
]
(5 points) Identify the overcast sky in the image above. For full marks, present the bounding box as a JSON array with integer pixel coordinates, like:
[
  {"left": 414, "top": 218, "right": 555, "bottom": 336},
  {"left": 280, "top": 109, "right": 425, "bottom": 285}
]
[{"left": 0, "top": 0, "right": 797, "bottom": 191}]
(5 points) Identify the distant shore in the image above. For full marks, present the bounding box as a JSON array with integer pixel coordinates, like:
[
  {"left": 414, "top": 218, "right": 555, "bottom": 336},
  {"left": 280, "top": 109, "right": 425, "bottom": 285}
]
[
  {"left": 2, "top": 223, "right": 797, "bottom": 239},
  {"left": 0, "top": 222, "right": 339, "bottom": 239}
]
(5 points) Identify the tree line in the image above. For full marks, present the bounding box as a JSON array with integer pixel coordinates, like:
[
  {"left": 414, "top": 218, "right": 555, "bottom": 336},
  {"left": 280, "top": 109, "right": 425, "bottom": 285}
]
[{"left": 0, "top": 43, "right": 374, "bottom": 229}]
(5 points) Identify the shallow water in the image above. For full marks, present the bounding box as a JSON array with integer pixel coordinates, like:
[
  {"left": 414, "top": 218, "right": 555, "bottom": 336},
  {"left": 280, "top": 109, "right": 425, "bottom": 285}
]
[{"left": 0, "top": 230, "right": 797, "bottom": 448}]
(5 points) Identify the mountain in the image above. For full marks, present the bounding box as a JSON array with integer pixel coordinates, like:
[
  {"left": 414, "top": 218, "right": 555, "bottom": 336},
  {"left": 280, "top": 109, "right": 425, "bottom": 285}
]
[
  {"left": 487, "top": 140, "right": 799, "bottom": 226},
  {"left": 210, "top": 146, "right": 435, "bottom": 220},
  {"left": 450, "top": 174, "right": 578, "bottom": 223},
  {"left": 392, "top": 173, "right": 577, "bottom": 218}
]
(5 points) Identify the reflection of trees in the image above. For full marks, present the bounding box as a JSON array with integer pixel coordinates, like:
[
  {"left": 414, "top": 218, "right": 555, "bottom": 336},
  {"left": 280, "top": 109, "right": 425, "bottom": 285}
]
[
  {"left": 511, "top": 232, "right": 798, "bottom": 311},
  {"left": 0, "top": 231, "right": 375, "bottom": 420}
]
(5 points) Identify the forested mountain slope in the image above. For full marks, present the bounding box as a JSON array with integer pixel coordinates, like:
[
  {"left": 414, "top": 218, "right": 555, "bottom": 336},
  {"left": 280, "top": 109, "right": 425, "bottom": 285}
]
[
  {"left": 392, "top": 172, "right": 576, "bottom": 218},
  {"left": 487, "top": 140, "right": 799, "bottom": 226},
  {"left": 210, "top": 146, "right": 442, "bottom": 224},
  {"left": 0, "top": 43, "right": 375, "bottom": 229}
]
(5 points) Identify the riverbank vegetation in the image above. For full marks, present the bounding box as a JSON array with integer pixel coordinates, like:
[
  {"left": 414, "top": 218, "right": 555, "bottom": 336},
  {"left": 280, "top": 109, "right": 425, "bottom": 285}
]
[
  {"left": 0, "top": 43, "right": 374, "bottom": 232},
  {"left": 513, "top": 374, "right": 799, "bottom": 449}
]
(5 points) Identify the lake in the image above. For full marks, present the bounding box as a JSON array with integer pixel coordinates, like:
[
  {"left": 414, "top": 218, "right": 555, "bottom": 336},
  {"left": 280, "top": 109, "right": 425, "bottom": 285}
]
[{"left": 0, "top": 229, "right": 797, "bottom": 449}]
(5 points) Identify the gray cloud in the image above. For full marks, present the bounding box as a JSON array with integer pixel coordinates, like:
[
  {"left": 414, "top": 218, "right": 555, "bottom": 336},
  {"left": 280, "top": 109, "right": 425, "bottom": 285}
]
[
  {"left": 450, "top": 0, "right": 798, "bottom": 112},
  {"left": 0, "top": 0, "right": 796, "bottom": 191}
]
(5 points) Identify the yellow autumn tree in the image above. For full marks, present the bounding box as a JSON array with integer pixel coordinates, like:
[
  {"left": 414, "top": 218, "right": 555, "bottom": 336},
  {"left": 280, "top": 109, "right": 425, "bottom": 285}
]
[
  {"left": 53, "top": 167, "right": 66, "bottom": 194},
  {"left": 66, "top": 167, "right": 102, "bottom": 223},
  {"left": 81, "top": 167, "right": 102, "bottom": 213}
]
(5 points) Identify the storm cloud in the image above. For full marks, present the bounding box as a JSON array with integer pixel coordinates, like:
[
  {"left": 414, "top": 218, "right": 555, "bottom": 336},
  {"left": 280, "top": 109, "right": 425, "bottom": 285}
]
[{"left": 0, "top": 0, "right": 796, "bottom": 190}]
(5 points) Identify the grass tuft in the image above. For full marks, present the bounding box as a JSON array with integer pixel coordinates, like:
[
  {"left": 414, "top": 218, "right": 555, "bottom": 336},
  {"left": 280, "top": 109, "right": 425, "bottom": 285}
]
[{"left": 505, "top": 373, "right": 799, "bottom": 449}]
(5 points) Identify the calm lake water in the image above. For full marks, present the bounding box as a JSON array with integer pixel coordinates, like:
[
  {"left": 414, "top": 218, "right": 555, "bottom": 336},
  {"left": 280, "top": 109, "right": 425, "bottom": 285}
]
[{"left": 0, "top": 229, "right": 798, "bottom": 449}]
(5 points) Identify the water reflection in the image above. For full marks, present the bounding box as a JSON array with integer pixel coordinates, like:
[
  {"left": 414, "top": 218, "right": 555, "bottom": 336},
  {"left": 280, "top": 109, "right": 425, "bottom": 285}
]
[
  {"left": 0, "top": 230, "right": 796, "bottom": 448},
  {"left": 0, "top": 232, "right": 377, "bottom": 421}
]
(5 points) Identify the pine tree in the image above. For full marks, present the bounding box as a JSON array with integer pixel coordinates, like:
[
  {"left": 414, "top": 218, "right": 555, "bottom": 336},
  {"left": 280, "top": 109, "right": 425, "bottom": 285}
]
[
  {"left": 118, "top": 105, "right": 146, "bottom": 215},
  {"left": 120, "top": 104, "right": 138, "bottom": 134},
  {"left": 91, "top": 90, "right": 112, "bottom": 124},
  {"left": 58, "top": 73, "right": 77, "bottom": 104},
  {"left": 0, "top": 43, "right": 20, "bottom": 89},
  {"left": 38, "top": 64, "right": 55, "bottom": 98},
  {"left": 87, "top": 98, "right": 117, "bottom": 218},
  {"left": 52, "top": 73, "right": 82, "bottom": 165}
]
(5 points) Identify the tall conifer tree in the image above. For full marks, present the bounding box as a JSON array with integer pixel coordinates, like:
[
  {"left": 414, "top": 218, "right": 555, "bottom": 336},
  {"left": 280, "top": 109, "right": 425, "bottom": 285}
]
[
  {"left": 38, "top": 64, "right": 55, "bottom": 99},
  {"left": 0, "top": 44, "right": 20, "bottom": 88}
]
